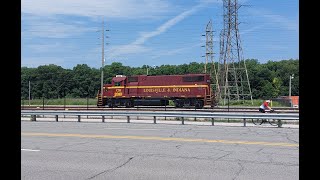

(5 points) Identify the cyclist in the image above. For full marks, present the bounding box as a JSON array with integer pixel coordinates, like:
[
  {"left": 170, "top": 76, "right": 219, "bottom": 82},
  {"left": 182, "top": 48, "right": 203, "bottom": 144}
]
[{"left": 259, "top": 100, "right": 273, "bottom": 113}]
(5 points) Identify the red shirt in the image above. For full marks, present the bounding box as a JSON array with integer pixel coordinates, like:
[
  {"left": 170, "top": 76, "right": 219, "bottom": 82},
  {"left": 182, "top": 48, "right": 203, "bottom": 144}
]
[{"left": 260, "top": 101, "right": 270, "bottom": 109}]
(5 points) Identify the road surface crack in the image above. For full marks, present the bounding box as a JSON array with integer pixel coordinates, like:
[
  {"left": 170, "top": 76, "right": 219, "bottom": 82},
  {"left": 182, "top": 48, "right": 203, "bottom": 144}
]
[
  {"left": 169, "top": 130, "right": 179, "bottom": 137},
  {"left": 213, "top": 152, "right": 232, "bottom": 162},
  {"left": 285, "top": 132, "right": 298, "bottom": 144},
  {"left": 86, "top": 157, "right": 134, "bottom": 179},
  {"left": 232, "top": 161, "right": 244, "bottom": 180}
]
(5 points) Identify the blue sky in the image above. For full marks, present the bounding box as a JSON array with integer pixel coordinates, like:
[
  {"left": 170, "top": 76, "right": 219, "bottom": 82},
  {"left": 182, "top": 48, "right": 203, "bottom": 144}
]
[{"left": 21, "top": 0, "right": 299, "bottom": 69}]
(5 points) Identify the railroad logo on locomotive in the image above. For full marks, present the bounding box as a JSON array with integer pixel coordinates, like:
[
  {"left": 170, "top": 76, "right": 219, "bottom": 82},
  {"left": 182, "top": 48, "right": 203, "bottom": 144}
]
[{"left": 114, "top": 89, "right": 123, "bottom": 96}]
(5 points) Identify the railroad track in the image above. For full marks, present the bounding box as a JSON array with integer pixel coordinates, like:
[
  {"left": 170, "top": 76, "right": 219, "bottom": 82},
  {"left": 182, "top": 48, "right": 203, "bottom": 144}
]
[{"left": 21, "top": 105, "right": 299, "bottom": 113}]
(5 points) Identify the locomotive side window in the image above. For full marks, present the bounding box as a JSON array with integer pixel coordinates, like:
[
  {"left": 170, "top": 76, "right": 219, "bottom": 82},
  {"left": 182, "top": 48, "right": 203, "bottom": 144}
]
[
  {"left": 128, "top": 76, "right": 138, "bottom": 82},
  {"left": 182, "top": 76, "right": 204, "bottom": 82}
]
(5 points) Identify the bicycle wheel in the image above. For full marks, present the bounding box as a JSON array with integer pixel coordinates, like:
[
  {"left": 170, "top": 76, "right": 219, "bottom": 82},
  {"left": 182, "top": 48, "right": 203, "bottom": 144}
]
[
  {"left": 252, "top": 119, "right": 264, "bottom": 125},
  {"left": 268, "top": 119, "right": 278, "bottom": 126}
]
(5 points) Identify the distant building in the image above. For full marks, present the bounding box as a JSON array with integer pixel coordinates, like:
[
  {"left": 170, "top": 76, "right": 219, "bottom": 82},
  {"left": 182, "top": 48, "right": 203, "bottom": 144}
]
[{"left": 272, "top": 96, "right": 299, "bottom": 108}]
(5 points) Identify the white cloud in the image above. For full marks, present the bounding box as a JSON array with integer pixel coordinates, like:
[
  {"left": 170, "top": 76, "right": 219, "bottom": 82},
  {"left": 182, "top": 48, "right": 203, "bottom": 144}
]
[
  {"left": 22, "top": 17, "right": 97, "bottom": 38},
  {"left": 21, "top": 57, "right": 67, "bottom": 67},
  {"left": 151, "top": 43, "right": 203, "bottom": 59},
  {"left": 27, "top": 43, "right": 62, "bottom": 53},
  {"left": 109, "top": 3, "right": 205, "bottom": 59},
  {"left": 22, "top": 0, "right": 172, "bottom": 19},
  {"left": 248, "top": 9, "right": 298, "bottom": 31},
  {"left": 262, "top": 14, "right": 298, "bottom": 31},
  {"left": 107, "top": 44, "right": 151, "bottom": 60},
  {"left": 133, "top": 4, "right": 203, "bottom": 45},
  {"left": 240, "top": 24, "right": 267, "bottom": 35}
]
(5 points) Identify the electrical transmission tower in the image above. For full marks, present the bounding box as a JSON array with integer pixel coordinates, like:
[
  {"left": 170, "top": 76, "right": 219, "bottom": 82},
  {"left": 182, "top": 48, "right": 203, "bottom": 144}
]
[
  {"left": 203, "top": 19, "right": 219, "bottom": 105},
  {"left": 217, "top": 0, "right": 253, "bottom": 105}
]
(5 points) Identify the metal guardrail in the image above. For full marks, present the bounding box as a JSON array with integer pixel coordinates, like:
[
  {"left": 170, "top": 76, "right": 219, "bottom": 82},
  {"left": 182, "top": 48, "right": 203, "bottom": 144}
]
[{"left": 21, "top": 110, "right": 299, "bottom": 128}]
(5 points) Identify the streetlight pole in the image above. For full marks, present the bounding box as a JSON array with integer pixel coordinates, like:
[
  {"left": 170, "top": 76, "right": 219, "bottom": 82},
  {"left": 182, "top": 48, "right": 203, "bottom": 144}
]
[{"left": 289, "top": 74, "right": 294, "bottom": 97}]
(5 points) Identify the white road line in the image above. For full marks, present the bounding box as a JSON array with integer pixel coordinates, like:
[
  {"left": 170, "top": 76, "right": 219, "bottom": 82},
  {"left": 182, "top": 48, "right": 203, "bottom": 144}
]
[
  {"left": 21, "top": 149, "right": 40, "bottom": 152},
  {"left": 106, "top": 128, "right": 159, "bottom": 131}
]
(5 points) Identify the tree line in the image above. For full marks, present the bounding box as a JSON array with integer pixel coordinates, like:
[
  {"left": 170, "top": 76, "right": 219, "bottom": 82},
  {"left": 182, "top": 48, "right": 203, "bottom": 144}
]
[{"left": 21, "top": 59, "right": 299, "bottom": 100}]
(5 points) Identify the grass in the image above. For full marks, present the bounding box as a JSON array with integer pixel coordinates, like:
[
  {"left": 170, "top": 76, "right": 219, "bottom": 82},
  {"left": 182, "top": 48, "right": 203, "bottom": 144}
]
[
  {"left": 216, "top": 99, "right": 289, "bottom": 107},
  {"left": 21, "top": 98, "right": 98, "bottom": 106}
]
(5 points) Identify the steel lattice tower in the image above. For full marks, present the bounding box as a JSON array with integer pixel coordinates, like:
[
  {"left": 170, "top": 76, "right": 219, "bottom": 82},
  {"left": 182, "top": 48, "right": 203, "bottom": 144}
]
[
  {"left": 204, "top": 19, "right": 219, "bottom": 104},
  {"left": 217, "top": 0, "right": 253, "bottom": 105}
]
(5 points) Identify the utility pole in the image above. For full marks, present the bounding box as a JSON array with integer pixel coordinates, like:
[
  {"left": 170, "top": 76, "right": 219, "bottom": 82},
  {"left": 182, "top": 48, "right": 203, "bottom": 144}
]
[
  {"left": 100, "top": 20, "right": 105, "bottom": 99},
  {"left": 289, "top": 74, "right": 294, "bottom": 107},
  {"left": 28, "top": 80, "right": 31, "bottom": 106}
]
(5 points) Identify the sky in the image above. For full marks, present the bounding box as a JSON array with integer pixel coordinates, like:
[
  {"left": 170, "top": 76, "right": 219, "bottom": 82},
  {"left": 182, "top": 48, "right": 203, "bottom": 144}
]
[{"left": 21, "top": 0, "right": 299, "bottom": 69}]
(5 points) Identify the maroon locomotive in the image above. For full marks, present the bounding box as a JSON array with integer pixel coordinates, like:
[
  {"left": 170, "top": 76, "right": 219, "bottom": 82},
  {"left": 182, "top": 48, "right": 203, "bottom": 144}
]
[{"left": 97, "top": 74, "right": 215, "bottom": 108}]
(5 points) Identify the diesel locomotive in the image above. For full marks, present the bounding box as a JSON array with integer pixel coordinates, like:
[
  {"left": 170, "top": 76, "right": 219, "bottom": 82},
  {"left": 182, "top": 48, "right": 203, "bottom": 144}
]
[{"left": 97, "top": 74, "right": 216, "bottom": 108}]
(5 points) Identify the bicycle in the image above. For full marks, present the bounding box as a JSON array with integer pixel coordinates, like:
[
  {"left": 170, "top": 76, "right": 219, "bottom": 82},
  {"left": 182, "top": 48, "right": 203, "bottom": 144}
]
[{"left": 252, "top": 109, "right": 279, "bottom": 126}]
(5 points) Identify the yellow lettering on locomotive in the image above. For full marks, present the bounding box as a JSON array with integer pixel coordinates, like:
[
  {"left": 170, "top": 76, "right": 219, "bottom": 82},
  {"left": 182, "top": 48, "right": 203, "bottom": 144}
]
[
  {"left": 143, "top": 87, "right": 193, "bottom": 93},
  {"left": 143, "top": 88, "right": 167, "bottom": 93},
  {"left": 172, "top": 87, "right": 191, "bottom": 92}
]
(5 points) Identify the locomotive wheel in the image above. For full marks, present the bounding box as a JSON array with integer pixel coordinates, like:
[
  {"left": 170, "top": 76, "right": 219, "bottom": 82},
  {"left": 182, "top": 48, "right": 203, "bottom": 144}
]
[
  {"left": 195, "top": 102, "right": 200, "bottom": 109},
  {"left": 195, "top": 100, "right": 204, "bottom": 109},
  {"left": 125, "top": 101, "right": 133, "bottom": 108},
  {"left": 108, "top": 101, "right": 114, "bottom": 108},
  {"left": 174, "top": 101, "right": 183, "bottom": 108}
]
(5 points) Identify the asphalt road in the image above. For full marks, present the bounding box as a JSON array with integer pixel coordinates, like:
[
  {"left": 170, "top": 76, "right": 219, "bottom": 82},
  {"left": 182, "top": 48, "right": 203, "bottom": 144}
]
[{"left": 21, "top": 121, "right": 299, "bottom": 180}]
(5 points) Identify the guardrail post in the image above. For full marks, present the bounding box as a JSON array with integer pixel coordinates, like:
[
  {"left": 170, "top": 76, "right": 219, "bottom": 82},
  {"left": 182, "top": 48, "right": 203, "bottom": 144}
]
[
  {"left": 181, "top": 117, "right": 184, "bottom": 125},
  {"left": 127, "top": 116, "right": 130, "bottom": 123},
  {"left": 211, "top": 118, "right": 214, "bottom": 126},
  {"left": 154, "top": 116, "right": 156, "bottom": 124},
  {"left": 55, "top": 115, "right": 58, "bottom": 122},
  {"left": 102, "top": 116, "right": 105, "bottom": 123},
  {"left": 278, "top": 120, "right": 282, "bottom": 128},
  {"left": 31, "top": 115, "right": 36, "bottom": 121},
  {"left": 78, "top": 115, "right": 81, "bottom": 122},
  {"left": 243, "top": 118, "right": 246, "bottom": 127}
]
